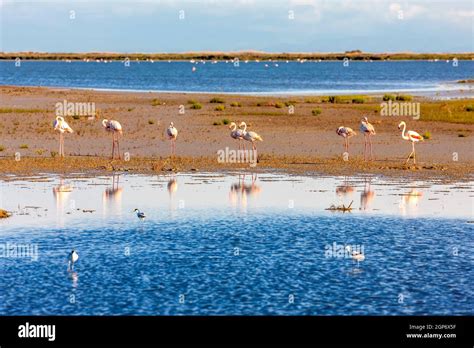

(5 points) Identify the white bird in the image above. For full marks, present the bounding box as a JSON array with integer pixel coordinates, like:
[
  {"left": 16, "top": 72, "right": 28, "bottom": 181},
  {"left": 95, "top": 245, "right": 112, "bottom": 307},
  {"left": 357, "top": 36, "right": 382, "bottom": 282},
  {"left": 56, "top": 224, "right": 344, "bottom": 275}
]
[
  {"left": 67, "top": 249, "right": 79, "bottom": 271},
  {"left": 239, "top": 122, "right": 263, "bottom": 152},
  {"left": 360, "top": 117, "right": 376, "bottom": 161},
  {"left": 345, "top": 245, "right": 365, "bottom": 266},
  {"left": 53, "top": 116, "right": 73, "bottom": 157},
  {"left": 229, "top": 122, "right": 245, "bottom": 151},
  {"left": 102, "top": 119, "right": 123, "bottom": 159},
  {"left": 336, "top": 126, "right": 356, "bottom": 154},
  {"left": 166, "top": 122, "right": 178, "bottom": 156},
  {"left": 398, "top": 121, "right": 424, "bottom": 164},
  {"left": 133, "top": 208, "right": 146, "bottom": 219}
]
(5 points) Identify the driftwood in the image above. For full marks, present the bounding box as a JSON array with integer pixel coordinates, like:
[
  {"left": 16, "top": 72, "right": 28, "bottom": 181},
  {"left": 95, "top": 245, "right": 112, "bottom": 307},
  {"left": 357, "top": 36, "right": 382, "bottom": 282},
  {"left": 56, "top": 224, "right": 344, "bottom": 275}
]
[{"left": 325, "top": 200, "right": 354, "bottom": 212}]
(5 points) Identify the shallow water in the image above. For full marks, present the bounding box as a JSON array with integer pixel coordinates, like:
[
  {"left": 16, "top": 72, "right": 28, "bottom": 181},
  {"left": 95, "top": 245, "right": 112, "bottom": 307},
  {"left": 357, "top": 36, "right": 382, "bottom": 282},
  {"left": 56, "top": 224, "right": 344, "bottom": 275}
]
[
  {"left": 1, "top": 60, "right": 473, "bottom": 95},
  {"left": 0, "top": 173, "right": 473, "bottom": 315}
]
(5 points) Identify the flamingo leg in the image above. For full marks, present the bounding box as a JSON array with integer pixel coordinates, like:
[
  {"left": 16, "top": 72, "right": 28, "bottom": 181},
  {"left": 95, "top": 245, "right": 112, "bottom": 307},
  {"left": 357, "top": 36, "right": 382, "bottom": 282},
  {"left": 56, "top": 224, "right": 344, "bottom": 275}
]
[
  {"left": 363, "top": 134, "right": 367, "bottom": 161},
  {"left": 412, "top": 142, "right": 416, "bottom": 164},
  {"left": 111, "top": 133, "right": 115, "bottom": 159},
  {"left": 369, "top": 135, "right": 374, "bottom": 161},
  {"left": 117, "top": 137, "right": 121, "bottom": 160},
  {"left": 406, "top": 142, "right": 415, "bottom": 164}
]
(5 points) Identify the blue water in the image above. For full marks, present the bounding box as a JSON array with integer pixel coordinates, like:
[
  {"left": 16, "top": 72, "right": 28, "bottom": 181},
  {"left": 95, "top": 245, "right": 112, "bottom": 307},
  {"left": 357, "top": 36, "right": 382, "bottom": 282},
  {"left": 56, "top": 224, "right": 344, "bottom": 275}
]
[
  {"left": 0, "top": 173, "right": 473, "bottom": 315},
  {"left": 1, "top": 60, "right": 473, "bottom": 94}
]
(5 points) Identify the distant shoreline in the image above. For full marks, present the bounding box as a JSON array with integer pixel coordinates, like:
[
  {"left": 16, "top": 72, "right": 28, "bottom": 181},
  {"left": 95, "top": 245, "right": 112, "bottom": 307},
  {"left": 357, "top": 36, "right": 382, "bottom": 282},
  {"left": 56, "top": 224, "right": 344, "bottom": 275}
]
[{"left": 1, "top": 51, "right": 474, "bottom": 61}]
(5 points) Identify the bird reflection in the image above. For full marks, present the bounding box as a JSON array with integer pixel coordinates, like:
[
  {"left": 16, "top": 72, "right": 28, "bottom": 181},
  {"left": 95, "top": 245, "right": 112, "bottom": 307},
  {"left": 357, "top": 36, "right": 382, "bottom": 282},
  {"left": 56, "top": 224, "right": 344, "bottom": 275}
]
[
  {"left": 53, "top": 177, "right": 73, "bottom": 226},
  {"left": 336, "top": 177, "right": 355, "bottom": 198},
  {"left": 400, "top": 188, "right": 423, "bottom": 215},
  {"left": 360, "top": 179, "right": 375, "bottom": 211},
  {"left": 229, "top": 173, "right": 261, "bottom": 209},
  {"left": 167, "top": 177, "right": 178, "bottom": 197},
  {"left": 68, "top": 271, "right": 79, "bottom": 288},
  {"left": 102, "top": 173, "right": 123, "bottom": 216}
]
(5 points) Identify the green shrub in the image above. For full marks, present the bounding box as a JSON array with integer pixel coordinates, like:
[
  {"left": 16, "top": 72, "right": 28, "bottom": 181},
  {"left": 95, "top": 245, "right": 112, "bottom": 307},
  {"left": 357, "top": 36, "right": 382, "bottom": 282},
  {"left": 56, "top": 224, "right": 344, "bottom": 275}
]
[
  {"left": 285, "top": 100, "right": 297, "bottom": 107},
  {"left": 396, "top": 95, "right": 413, "bottom": 101},
  {"left": 127, "top": 107, "right": 134, "bottom": 112},
  {"left": 212, "top": 121, "right": 222, "bottom": 126},
  {"left": 151, "top": 98, "right": 161, "bottom": 106},
  {"left": 210, "top": 97, "right": 225, "bottom": 103},
  {"left": 50, "top": 151, "right": 58, "bottom": 158},
  {"left": 465, "top": 105, "right": 474, "bottom": 112},
  {"left": 215, "top": 105, "right": 225, "bottom": 111},
  {"left": 148, "top": 119, "right": 155, "bottom": 125},
  {"left": 187, "top": 99, "right": 198, "bottom": 105},
  {"left": 383, "top": 94, "right": 396, "bottom": 101},
  {"left": 422, "top": 131, "right": 431, "bottom": 140},
  {"left": 312, "top": 108, "right": 322, "bottom": 116},
  {"left": 72, "top": 115, "right": 81, "bottom": 120},
  {"left": 190, "top": 102, "right": 202, "bottom": 109},
  {"left": 0, "top": 145, "right": 5, "bottom": 152},
  {"left": 19, "top": 144, "right": 28, "bottom": 149},
  {"left": 352, "top": 97, "right": 365, "bottom": 104},
  {"left": 230, "top": 102, "right": 242, "bottom": 107},
  {"left": 274, "top": 102, "right": 284, "bottom": 108},
  {"left": 222, "top": 119, "right": 230, "bottom": 125}
]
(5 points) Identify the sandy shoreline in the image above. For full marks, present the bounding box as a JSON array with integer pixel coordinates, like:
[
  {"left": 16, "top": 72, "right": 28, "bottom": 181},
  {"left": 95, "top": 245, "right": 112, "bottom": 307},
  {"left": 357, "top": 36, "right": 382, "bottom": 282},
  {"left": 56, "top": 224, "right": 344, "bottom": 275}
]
[{"left": 0, "top": 86, "right": 473, "bottom": 180}]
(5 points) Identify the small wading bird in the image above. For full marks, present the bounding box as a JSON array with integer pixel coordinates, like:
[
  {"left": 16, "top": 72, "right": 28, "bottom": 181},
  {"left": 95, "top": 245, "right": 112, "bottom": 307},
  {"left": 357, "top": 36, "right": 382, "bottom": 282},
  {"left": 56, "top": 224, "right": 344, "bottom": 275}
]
[
  {"left": 398, "top": 121, "right": 423, "bottom": 164},
  {"left": 360, "top": 117, "right": 376, "bottom": 161},
  {"left": 67, "top": 249, "right": 79, "bottom": 271},
  {"left": 229, "top": 122, "right": 245, "bottom": 151},
  {"left": 345, "top": 245, "right": 365, "bottom": 266},
  {"left": 53, "top": 116, "right": 73, "bottom": 157},
  {"left": 102, "top": 119, "right": 123, "bottom": 159},
  {"left": 133, "top": 208, "right": 146, "bottom": 219},
  {"left": 166, "top": 122, "right": 178, "bottom": 156},
  {"left": 239, "top": 122, "right": 263, "bottom": 152},
  {"left": 336, "top": 126, "right": 356, "bottom": 155}
]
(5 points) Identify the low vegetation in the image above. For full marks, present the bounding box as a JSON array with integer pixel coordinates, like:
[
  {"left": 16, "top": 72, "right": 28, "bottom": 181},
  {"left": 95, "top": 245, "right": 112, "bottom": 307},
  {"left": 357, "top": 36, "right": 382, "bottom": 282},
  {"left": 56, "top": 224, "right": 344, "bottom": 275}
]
[
  {"left": 19, "top": 144, "right": 28, "bottom": 149},
  {"left": 151, "top": 98, "right": 161, "bottom": 106},
  {"left": 230, "top": 102, "right": 242, "bottom": 107},
  {"left": 214, "top": 105, "right": 226, "bottom": 111},
  {"left": 422, "top": 131, "right": 432, "bottom": 140},
  {"left": 190, "top": 102, "right": 202, "bottom": 109},
  {"left": 312, "top": 108, "right": 322, "bottom": 116},
  {"left": 396, "top": 95, "right": 413, "bottom": 101},
  {"left": 210, "top": 97, "right": 225, "bottom": 104},
  {"left": 274, "top": 102, "right": 284, "bottom": 108},
  {"left": 383, "top": 94, "right": 396, "bottom": 101},
  {"left": 0, "top": 145, "right": 5, "bottom": 152}
]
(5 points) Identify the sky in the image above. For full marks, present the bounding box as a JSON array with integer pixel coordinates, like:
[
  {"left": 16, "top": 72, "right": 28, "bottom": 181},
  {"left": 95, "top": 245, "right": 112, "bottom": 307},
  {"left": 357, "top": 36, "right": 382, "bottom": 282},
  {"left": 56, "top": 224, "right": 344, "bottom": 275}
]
[{"left": 0, "top": 0, "right": 473, "bottom": 53}]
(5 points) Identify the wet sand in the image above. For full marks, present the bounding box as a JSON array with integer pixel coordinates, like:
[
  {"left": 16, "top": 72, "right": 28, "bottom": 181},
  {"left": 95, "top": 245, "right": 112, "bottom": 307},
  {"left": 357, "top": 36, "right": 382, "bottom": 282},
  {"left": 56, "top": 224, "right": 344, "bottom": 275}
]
[{"left": 0, "top": 86, "right": 473, "bottom": 180}]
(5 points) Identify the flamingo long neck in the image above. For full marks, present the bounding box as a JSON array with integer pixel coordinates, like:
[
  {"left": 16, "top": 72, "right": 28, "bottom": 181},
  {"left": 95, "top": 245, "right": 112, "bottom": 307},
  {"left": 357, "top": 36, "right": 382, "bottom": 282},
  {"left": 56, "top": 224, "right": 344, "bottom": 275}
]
[
  {"left": 241, "top": 122, "right": 247, "bottom": 132},
  {"left": 102, "top": 119, "right": 108, "bottom": 127},
  {"left": 400, "top": 123, "right": 409, "bottom": 140},
  {"left": 230, "top": 123, "right": 237, "bottom": 131}
]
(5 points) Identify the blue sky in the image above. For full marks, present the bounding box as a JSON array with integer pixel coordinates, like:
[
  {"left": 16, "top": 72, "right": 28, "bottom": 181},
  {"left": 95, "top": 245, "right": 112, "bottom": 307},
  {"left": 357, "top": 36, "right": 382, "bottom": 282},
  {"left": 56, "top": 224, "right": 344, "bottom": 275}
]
[{"left": 1, "top": 0, "right": 473, "bottom": 52}]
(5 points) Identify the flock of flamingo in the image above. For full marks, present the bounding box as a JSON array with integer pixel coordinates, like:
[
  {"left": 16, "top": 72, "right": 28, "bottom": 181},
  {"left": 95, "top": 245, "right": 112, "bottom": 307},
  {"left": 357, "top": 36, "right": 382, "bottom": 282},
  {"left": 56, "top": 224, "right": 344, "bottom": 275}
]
[
  {"left": 336, "top": 117, "right": 423, "bottom": 163},
  {"left": 53, "top": 115, "right": 423, "bottom": 164}
]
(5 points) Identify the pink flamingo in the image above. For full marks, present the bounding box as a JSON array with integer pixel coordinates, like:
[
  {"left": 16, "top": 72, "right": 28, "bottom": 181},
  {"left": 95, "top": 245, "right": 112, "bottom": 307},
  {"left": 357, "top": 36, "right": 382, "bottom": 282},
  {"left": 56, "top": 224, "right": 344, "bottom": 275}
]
[
  {"left": 166, "top": 122, "right": 178, "bottom": 156},
  {"left": 102, "top": 119, "right": 123, "bottom": 159},
  {"left": 229, "top": 122, "right": 244, "bottom": 151},
  {"left": 360, "top": 116, "right": 376, "bottom": 161},
  {"left": 336, "top": 126, "right": 356, "bottom": 154},
  {"left": 53, "top": 116, "right": 73, "bottom": 157},
  {"left": 398, "top": 121, "right": 423, "bottom": 164},
  {"left": 239, "top": 122, "right": 263, "bottom": 151}
]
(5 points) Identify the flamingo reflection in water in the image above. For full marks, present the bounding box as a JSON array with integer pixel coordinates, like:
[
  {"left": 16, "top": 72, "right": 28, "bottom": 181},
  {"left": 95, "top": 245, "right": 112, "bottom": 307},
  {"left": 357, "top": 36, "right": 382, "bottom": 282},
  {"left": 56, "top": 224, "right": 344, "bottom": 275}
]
[
  {"left": 53, "top": 178, "right": 73, "bottom": 227},
  {"left": 229, "top": 173, "right": 261, "bottom": 209},
  {"left": 360, "top": 178, "right": 375, "bottom": 211},
  {"left": 102, "top": 174, "right": 123, "bottom": 216}
]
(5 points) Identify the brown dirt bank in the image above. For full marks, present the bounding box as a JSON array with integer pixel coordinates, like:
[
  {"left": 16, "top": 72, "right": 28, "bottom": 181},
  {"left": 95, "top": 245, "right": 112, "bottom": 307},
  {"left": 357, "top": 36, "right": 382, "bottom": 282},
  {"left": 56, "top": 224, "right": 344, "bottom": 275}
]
[{"left": 0, "top": 86, "right": 473, "bottom": 180}]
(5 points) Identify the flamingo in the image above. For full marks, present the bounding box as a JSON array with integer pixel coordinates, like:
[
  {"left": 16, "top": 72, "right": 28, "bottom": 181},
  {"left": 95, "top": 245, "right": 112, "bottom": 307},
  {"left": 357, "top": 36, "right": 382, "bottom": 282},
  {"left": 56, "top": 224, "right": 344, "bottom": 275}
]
[
  {"left": 166, "top": 122, "right": 178, "bottom": 156},
  {"left": 102, "top": 119, "right": 123, "bottom": 159},
  {"left": 398, "top": 121, "right": 423, "bottom": 164},
  {"left": 360, "top": 117, "right": 376, "bottom": 161},
  {"left": 229, "top": 122, "right": 244, "bottom": 151},
  {"left": 239, "top": 122, "right": 263, "bottom": 152},
  {"left": 67, "top": 249, "right": 79, "bottom": 271},
  {"left": 336, "top": 126, "right": 356, "bottom": 155},
  {"left": 53, "top": 116, "right": 73, "bottom": 157}
]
